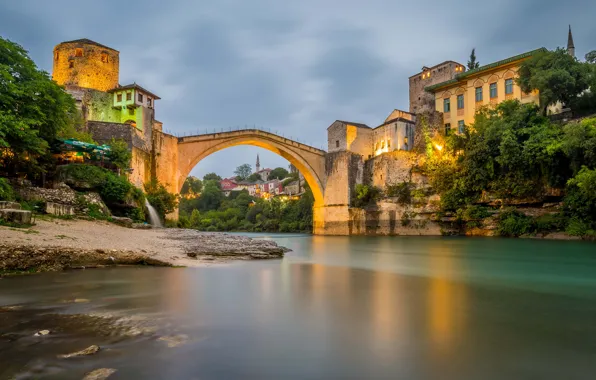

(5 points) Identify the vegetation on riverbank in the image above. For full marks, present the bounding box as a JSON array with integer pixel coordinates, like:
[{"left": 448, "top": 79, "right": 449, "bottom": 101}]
[{"left": 178, "top": 173, "right": 314, "bottom": 232}]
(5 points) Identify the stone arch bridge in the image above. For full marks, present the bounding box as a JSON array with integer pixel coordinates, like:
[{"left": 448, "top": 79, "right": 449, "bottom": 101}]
[{"left": 153, "top": 129, "right": 354, "bottom": 235}]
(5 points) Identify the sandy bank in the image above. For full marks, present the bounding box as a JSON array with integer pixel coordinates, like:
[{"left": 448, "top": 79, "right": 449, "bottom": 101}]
[{"left": 0, "top": 219, "right": 288, "bottom": 274}]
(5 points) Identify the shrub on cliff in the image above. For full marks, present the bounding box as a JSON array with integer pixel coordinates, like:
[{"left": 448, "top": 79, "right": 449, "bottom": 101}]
[
  {"left": 109, "top": 138, "right": 132, "bottom": 171},
  {"left": 352, "top": 184, "right": 382, "bottom": 208},
  {"left": 0, "top": 178, "right": 14, "bottom": 201},
  {"left": 57, "top": 164, "right": 108, "bottom": 189},
  {"left": 563, "top": 167, "right": 596, "bottom": 235},
  {"left": 497, "top": 209, "right": 534, "bottom": 237}
]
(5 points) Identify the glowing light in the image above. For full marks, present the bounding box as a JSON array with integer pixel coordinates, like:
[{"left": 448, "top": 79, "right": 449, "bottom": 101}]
[{"left": 434, "top": 144, "right": 443, "bottom": 152}]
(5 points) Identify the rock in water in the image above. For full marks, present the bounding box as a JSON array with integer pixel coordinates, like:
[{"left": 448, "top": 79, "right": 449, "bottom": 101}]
[
  {"left": 34, "top": 329, "right": 50, "bottom": 336},
  {"left": 58, "top": 344, "right": 100, "bottom": 358},
  {"left": 83, "top": 368, "right": 117, "bottom": 380}
]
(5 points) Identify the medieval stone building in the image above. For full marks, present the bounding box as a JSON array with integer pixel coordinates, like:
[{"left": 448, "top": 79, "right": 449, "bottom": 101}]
[{"left": 52, "top": 39, "right": 163, "bottom": 187}]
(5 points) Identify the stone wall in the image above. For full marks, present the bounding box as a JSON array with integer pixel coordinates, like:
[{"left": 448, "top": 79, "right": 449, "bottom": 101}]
[
  {"left": 348, "top": 201, "right": 443, "bottom": 236},
  {"left": 153, "top": 130, "right": 180, "bottom": 194},
  {"left": 363, "top": 150, "right": 426, "bottom": 190}
]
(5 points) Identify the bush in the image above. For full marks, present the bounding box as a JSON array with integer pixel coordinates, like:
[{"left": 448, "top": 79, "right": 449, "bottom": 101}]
[
  {"left": 100, "top": 173, "right": 133, "bottom": 204},
  {"left": 497, "top": 209, "right": 534, "bottom": 237},
  {"left": 386, "top": 181, "right": 412, "bottom": 204},
  {"left": 352, "top": 184, "right": 382, "bottom": 208},
  {"left": 566, "top": 218, "right": 596, "bottom": 237},
  {"left": 534, "top": 214, "right": 566, "bottom": 233},
  {"left": 56, "top": 164, "right": 108, "bottom": 189},
  {"left": 0, "top": 178, "right": 14, "bottom": 201},
  {"left": 563, "top": 167, "right": 596, "bottom": 231}
]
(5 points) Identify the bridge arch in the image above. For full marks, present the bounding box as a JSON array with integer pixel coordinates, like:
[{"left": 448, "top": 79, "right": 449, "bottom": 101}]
[{"left": 176, "top": 130, "right": 326, "bottom": 207}]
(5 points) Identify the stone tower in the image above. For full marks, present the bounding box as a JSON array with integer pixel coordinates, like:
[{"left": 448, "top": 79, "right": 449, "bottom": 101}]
[
  {"left": 409, "top": 61, "right": 465, "bottom": 114},
  {"left": 52, "top": 39, "right": 119, "bottom": 92},
  {"left": 255, "top": 154, "right": 261, "bottom": 173},
  {"left": 567, "top": 25, "right": 575, "bottom": 58}
]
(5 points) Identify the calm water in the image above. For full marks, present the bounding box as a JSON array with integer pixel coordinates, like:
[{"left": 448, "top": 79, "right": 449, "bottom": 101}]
[{"left": 2, "top": 235, "right": 596, "bottom": 379}]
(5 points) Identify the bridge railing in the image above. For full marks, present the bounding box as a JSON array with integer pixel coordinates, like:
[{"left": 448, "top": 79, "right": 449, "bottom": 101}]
[{"left": 165, "top": 125, "right": 327, "bottom": 152}]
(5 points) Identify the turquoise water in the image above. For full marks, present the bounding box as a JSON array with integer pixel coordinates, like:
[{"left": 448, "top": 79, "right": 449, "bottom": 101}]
[{"left": 1, "top": 235, "right": 596, "bottom": 379}]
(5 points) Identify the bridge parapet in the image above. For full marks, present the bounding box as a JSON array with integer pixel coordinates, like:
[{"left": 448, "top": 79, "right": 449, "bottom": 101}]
[{"left": 178, "top": 129, "right": 326, "bottom": 156}]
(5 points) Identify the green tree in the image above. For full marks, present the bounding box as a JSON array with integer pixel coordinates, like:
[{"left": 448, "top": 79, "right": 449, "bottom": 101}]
[
  {"left": 109, "top": 138, "right": 132, "bottom": 171},
  {"left": 517, "top": 48, "right": 592, "bottom": 114},
  {"left": 181, "top": 176, "right": 202, "bottom": 196},
  {"left": 268, "top": 167, "right": 289, "bottom": 180},
  {"left": 197, "top": 180, "right": 224, "bottom": 211},
  {"left": 247, "top": 173, "right": 261, "bottom": 182},
  {"left": 467, "top": 48, "right": 480, "bottom": 70},
  {"left": 585, "top": 50, "right": 596, "bottom": 64},
  {"left": 0, "top": 36, "right": 78, "bottom": 178},
  {"left": 203, "top": 172, "right": 222, "bottom": 181},
  {"left": 234, "top": 164, "right": 252, "bottom": 180}
]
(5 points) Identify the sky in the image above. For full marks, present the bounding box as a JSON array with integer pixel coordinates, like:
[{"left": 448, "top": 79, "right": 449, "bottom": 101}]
[{"left": 2, "top": 0, "right": 595, "bottom": 179}]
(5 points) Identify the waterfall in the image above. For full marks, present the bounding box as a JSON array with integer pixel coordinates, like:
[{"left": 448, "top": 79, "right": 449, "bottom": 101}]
[{"left": 145, "top": 199, "right": 163, "bottom": 228}]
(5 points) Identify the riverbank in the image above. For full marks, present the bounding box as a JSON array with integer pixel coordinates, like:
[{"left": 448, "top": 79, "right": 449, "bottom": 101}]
[{"left": 0, "top": 219, "right": 288, "bottom": 275}]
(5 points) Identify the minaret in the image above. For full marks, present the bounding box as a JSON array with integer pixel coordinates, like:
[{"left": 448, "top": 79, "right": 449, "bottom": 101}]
[
  {"left": 256, "top": 154, "right": 260, "bottom": 173},
  {"left": 567, "top": 25, "right": 575, "bottom": 58}
]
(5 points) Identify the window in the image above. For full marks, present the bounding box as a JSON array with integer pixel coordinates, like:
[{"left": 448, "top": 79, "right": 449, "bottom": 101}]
[
  {"left": 505, "top": 79, "right": 514, "bottom": 95},
  {"left": 387, "top": 139, "right": 391, "bottom": 149},
  {"left": 138, "top": 93, "right": 143, "bottom": 102},
  {"left": 128, "top": 108, "right": 134, "bottom": 116},
  {"left": 381, "top": 140, "right": 385, "bottom": 149},
  {"left": 75, "top": 48, "right": 83, "bottom": 57},
  {"left": 54, "top": 51, "right": 59, "bottom": 61},
  {"left": 443, "top": 98, "right": 451, "bottom": 112},
  {"left": 117, "top": 94, "right": 122, "bottom": 102},
  {"left": 490, "top": 83, "right": 498, "bottom": 98},
  {"left": 445, "top": 123, "right": 451, "bottom": 136},
  {"left": 457, "top": 94, "right": 464, "bottom": 109},
  {"left": 101, "top": 53, "right": 109, "bottom": 63},
  {"left": 147, "top": 97, "right": 152, "bottom": 107},
  {"left": 68, "top": 60, "right": 74, "bottom": 68},
  {"left": 126, "top": 92, "right": 132, "bottom": 101},
  {"left": 458, "top": 120, "right": 465, "bottom": 134},
  {"left": 335, "top": 140, "right": 339, "bottom": 148},
  {"left": 475, "top": 87, "right": 483, "bottom": 102}
]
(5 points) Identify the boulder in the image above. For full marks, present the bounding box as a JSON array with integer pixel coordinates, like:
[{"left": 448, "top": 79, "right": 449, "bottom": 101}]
[
  {"left": 58, "top": 345, "right": 100, "bottom": 359},
  {"left": 45, "top": 202, "right": 75, "bottom": 216},
  {"left": 0, "top": 209, "right": 32, "bottom": 224},
  {"left": 0, "top": 201, "right": 21, "bottom": 210},
  {"left": 111, "top": 216, "right": 133, "bottom": 228},
  {"left": 83, "top": 368, "right": 117, "bottom": 380}
]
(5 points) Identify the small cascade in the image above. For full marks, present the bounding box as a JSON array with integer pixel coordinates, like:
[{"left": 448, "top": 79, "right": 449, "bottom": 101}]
[{"left": 145, "top": 199, "right": 163, "bottom": 228}]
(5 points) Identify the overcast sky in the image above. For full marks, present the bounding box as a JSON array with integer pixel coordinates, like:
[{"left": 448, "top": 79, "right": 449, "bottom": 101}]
[{"left": 2, "top": 0, "right": 595, "bottom": 179}]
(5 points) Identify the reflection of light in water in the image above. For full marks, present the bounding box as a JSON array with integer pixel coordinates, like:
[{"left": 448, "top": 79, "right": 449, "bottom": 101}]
[
  {"left": 164, "top": 268, "right": 191, "bottom": 314},
  {"left": 427, "top": 245, "right": 468, "bottom": 356}
]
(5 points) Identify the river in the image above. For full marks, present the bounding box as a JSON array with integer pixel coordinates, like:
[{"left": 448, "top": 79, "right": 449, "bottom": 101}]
[{"left": 1, "top": 235, "right": 596, "bottom": 379}]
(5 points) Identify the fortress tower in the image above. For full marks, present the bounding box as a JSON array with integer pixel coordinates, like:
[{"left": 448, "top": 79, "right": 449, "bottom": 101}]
[{"left": 52, "top": 39, "right": 119, "bottom": 92}]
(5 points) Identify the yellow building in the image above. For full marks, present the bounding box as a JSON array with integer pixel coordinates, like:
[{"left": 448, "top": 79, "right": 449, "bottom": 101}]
[{"left": 425, "top": 48, "right": 545, "bottom": 134}]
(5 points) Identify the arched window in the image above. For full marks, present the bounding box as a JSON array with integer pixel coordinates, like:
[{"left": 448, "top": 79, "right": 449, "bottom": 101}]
[{"left": 75, "top": 48, "right": 83, "bottom": 57}]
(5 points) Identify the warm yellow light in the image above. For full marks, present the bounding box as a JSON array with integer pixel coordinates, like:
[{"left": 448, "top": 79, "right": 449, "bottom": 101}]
[{"left": 434, "top": 143, "right": 443, "bottom": 152}]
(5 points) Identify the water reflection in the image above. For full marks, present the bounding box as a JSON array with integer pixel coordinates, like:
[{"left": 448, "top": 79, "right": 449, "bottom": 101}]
[{"left": 1, "top": 236, "right": 596, "bottom": 379}]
